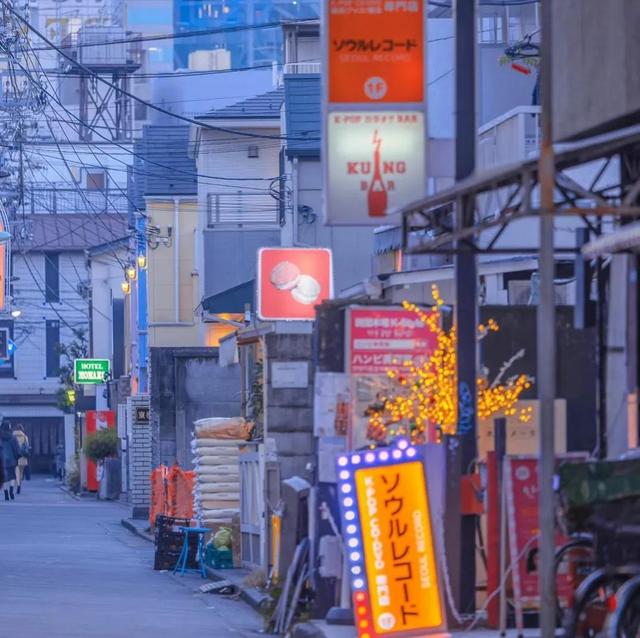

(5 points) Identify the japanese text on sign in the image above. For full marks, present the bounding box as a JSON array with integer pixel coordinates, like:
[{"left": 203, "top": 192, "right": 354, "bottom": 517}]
[
  {"left": 348, "top": 307, "right": 437, "bottom": 375},
  {"left": 355, "top": 460, "right": 443, "bottom": 634},
  {"left": 327, "top": 0, "right": 425, "bottom": 103}
]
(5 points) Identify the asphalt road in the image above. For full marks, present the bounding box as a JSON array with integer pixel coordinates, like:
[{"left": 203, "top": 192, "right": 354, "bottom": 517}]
[{"left": 0, "top": 477, "right": 263, "bottom": 638}]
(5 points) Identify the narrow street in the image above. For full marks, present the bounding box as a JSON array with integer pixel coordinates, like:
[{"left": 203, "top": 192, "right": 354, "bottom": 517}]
[{"left": 0, "top": 478, "right": 263, "bottom": 638}]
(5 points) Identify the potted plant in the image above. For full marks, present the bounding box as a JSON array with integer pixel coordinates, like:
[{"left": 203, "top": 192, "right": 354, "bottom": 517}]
[{"left": 83, "top": 429, "right": 120, "bottom": 499}]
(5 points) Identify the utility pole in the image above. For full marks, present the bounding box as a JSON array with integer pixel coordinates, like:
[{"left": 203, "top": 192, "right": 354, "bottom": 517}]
[
  {"left": 136, "top": 212, "right": 148, "bottom": 394},
  {"left": 448, "top": 0, "right": 478, "bottom": 619},
  {"left": 537, "top": 1, "right": 556, "bottom": 635}
]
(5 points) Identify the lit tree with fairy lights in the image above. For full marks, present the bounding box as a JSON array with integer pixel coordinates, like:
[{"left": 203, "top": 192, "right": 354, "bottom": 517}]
[{"left": 367, "top": 285, "right": 534, "bottom": 444}]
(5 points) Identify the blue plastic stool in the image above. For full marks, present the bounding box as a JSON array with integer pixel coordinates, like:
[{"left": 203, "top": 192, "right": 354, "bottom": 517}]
[{"left": 173, "top": 526, "right": 208, "bottom": 578}]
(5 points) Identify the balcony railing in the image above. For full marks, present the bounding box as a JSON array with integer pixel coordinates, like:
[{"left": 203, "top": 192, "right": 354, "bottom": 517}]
[
  {"left": 284, "top": 62, "right": 321, "bottom": 75},
  {"left": 24, "top": 188, "right": 129, "bottom": 215},
  {"left": 478, "top": 105, "right": 541, "bottom": 170},
  {"left": 207, "top": 192, "right": 280, "bottom": 229}
]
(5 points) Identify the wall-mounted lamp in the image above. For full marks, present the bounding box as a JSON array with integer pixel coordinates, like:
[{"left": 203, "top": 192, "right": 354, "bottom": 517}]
[
  {"left": 121, "top": 281, "right": 131, "bottom": 295},
  {"left": 126, "top": 265, "right": 137, "bottom": 281},
  {"left": 137, "top": 254, "right": 147, "bottom": 270},
  {"left": 10, "top": 309, "right": 21, "bottom": 319}
]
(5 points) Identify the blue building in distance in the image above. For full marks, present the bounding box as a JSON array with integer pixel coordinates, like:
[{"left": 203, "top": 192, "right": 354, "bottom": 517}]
[{"left": 173, "top": 0, "right": 319, "bottom": 69}]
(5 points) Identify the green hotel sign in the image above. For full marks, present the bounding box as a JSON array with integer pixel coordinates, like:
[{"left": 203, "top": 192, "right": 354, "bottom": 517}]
[{"left": 74, "top": 359, "right": 111, "bottom": 385}]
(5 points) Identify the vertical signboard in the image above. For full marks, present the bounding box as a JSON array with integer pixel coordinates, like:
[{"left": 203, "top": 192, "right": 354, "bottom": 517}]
[
  {"left": 336, "top": 441, "right": 446, "bottom": 637},
  {"left": 328, "top": 0, "right": 425, "bottom": 104},
  {"left": 504, "top": 454, "right": 588, "bottom": 625},
  {"left": 323, "top": 0, "right": 428, "bottom": 225}
]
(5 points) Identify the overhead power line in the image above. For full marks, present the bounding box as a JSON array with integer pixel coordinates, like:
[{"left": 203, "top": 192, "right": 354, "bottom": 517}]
[
  {"left": 1, "top": 1, "right": 319, "bottom": 143},
  {"left": 31, "top": 19, "right": 318, "bottom": 52}
]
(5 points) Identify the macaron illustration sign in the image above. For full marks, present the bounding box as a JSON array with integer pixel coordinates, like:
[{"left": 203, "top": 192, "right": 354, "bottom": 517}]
[{"left": 257, "top": 248, "right": 333, "bottom": 320}]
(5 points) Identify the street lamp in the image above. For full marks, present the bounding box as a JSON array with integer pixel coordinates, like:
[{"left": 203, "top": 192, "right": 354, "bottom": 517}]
[{"left": 126, "top": 265, "right": 137, "bottom": 281}]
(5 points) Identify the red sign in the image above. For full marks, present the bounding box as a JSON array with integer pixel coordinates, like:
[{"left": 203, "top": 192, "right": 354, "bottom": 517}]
[
  {"left": 505, "top": 455, "right": 587, "bottom": 618},
  {"left": 327, "top": 0, "right": 425, "bottom": 104},
  {"left": 347, "top": 307, "right": 436, "bottom": 375},
  {"left": 85, "top": 410, "right": 116, "bottom": 492},
  {"left": 257, "top": 248, "right": 333, "bottom": 321}
]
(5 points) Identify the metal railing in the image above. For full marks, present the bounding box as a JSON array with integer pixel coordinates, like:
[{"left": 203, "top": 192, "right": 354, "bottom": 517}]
[
  {"left": 207, "top": 192, "right": 280, "bottom": 229},
  {"left": 24, "top": 188, "right": 129, "bottom": 215},
  {"left": 284, "top": 61, "right": 321, "bottom": 75},
  {"left": 478, "top": 105, "right": 541, "bottom": 170}
]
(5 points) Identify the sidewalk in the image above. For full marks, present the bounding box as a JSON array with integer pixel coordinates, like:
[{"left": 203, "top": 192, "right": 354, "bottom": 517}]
[{"left": 120, "top": 516, "right": 272, "bottom": 612}]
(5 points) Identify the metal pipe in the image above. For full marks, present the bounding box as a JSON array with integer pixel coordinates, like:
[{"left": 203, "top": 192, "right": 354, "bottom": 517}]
[
  {"left": 537, "top": 1, "right": 556, "bottom": 636},
  {"left": 451, "top": 0, "right": 478, "bottom": 617}
]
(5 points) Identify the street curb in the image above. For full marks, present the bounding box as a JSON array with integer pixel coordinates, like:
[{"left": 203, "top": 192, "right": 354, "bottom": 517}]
[
  {"left": 205, "top": 566, "right": 272, "bottom": 613},
  {"left": 58, "top": 485, "right": 81, "bottom": 500},
  {"left": 121, "top": 518, "right": 155, "bottom": 543},
  {"left": 119, "top": 518, "right": 270, "bottom": 613}
]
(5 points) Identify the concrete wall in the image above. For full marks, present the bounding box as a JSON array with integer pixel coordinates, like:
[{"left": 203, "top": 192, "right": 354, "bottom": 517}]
[
  {"left": 90, "top": 248, "right": 127, "bottom": 362},
  {"left": 202, "top": 229, "right": 281, "bottom": 299},
  {"left": 147, "top": 197, "right": 202, "bottom": 346},
  {"left": 552, "top": 0, "right": 640, "bottom": 140},
  {"left": 194, "top": 125, "right": 283, "bottom": 303},
  {"left": 265, "top": 332, "right": 314, "bottom": 482},
  {"left": 150, "top": 347, "right": 241, "bottom": 467}
]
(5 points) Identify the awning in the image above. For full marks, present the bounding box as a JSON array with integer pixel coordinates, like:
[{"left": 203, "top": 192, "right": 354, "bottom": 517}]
[
  {"left": 202, "top": 280, "right": 254, "bottom": 314},
  {"left": 581, "top": 222, "right": 640, "bottom": 259}
]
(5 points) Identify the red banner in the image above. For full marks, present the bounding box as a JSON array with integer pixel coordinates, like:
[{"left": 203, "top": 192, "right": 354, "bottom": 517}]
[
  {"left": 347, "top": 307, "right": 436, "bottom": 375},
  {"left": 505, "top": 455, "right": 587, "bottom": 617}
]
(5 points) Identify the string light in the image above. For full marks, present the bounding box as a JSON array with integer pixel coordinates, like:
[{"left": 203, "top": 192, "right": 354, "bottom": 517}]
[{"left": 367, "top": 285, "right": 534, "bottom": 444}]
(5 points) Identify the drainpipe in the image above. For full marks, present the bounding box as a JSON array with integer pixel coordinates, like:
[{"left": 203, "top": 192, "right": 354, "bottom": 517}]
[{"left": 174, "top": 198, "right": 180, "bottom": 324}]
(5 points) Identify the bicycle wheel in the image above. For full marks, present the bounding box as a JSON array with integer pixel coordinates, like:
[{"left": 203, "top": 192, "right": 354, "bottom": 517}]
[
  {"left": 556, "top": 539, "right": 596, "bottom": 627},
  {"left": 609, "top": 575, "right": 640, "bottom": 638},
  {"left": 566, "top": 569, "right": 626, "bottom": 638}
]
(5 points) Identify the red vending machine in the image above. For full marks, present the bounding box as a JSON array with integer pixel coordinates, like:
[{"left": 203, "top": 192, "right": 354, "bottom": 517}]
[{"left": 84, "top": 410, "right": 116, "bottom": 492}]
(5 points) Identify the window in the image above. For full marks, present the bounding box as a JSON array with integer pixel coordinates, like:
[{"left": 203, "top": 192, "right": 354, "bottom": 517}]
[
  {"left": 207, "top": 192, "right": 279, "bottom": 228},
  {"left": 479, "top": 15, "right": 504, "bottom": 44},
  {"left": 45, "top": 320, "right": 60, "bottom": 378},
  {"left": 248, "top": 145, "right": 259, "bottom": 158},
  {"left": 44, "top": 253, "right": 60, "bottom": 303},
  {"left": 85, "top": 170, "right": 106, "bottom": 190}
]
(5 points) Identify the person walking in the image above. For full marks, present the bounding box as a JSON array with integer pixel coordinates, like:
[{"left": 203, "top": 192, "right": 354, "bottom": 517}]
[
  {"left": 13, "top": 424, "right": 30, "bottom": 494},
  {"left": 1, "top": 423, "right": 20, "bottom": 500}
]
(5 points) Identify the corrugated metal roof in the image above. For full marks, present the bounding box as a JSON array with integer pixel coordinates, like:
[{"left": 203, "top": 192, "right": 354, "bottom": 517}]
[
  {"left": 284, "top": 75, "right": 320, "bottom": 158},
  {"left": 198, "top": 87, "right": 284, "bottom": 120},
  {"left": 142, "top": 125, "right": 198, "bottom": 197},
  {"left": 17, "top": 214, "right": 129, "bottom": 252},
  {"left": 127, "top": 126, "right": 197, "bottom": 206}
]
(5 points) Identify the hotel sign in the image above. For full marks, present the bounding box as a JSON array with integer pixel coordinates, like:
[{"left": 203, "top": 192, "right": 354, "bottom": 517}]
[{"left": 74, "top": 359, "right": 110, "bottom": 385}]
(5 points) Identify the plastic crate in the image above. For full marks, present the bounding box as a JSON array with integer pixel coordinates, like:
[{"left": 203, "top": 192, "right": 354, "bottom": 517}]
[
  {"left": 205, "top": 545, "right": 233, "bottom": 569},
  {"left": 155, "top": 514, "right": 191, "bottom": 531},
  {"left": 154, "top": 550, "right": 199, "bottom": 571}
]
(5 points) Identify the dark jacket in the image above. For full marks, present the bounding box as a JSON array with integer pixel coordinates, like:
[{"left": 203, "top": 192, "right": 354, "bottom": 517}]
[{"left": 1, "top": 430, "right": 21, "bottom": 474}]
